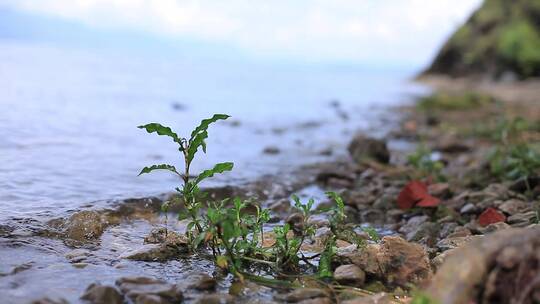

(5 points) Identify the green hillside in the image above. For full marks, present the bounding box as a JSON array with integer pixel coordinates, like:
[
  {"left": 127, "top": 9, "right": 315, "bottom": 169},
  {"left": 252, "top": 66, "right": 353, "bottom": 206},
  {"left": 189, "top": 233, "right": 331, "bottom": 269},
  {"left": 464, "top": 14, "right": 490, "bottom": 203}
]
[{"left": 424, "top": 0, "right": 540, "bottom": 79}]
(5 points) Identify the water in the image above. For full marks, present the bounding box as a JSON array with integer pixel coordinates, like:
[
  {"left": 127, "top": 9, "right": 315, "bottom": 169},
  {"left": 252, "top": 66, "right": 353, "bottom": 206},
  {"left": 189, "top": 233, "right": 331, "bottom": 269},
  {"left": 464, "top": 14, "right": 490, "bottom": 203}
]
[{"left": 0, "top": 40, "right": 425, "bottom": 221}]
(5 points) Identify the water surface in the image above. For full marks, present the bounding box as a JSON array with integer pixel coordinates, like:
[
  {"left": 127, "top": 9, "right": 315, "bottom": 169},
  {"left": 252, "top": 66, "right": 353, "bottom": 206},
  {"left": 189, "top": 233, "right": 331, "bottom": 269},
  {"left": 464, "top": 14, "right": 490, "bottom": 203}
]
[{"left": 0, "top": 40, "right": 425, "bottom": 221}]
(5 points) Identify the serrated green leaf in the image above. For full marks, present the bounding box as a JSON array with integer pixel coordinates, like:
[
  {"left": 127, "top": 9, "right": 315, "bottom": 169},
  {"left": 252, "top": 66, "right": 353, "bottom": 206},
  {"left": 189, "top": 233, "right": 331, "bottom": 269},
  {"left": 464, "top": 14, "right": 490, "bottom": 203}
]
[
  {"left": 194, "top": 162, "right": 234, "bottom": 185},
  {"left": 190, "top": 114, "right": 230, "bottom": 140},
  {"left": 138, "top": 164, "right": 180, "bottom": 176},
  {"left": 138, "top": 123, "right": 182, "bottom": 147}
]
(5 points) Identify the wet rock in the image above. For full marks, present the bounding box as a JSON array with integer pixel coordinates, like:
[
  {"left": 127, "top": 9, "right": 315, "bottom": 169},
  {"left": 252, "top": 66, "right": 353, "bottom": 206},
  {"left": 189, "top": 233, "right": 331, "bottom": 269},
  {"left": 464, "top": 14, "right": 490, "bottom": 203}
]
[
  {"left": 196, "top": 293, "right": 235, "bottom": 304},
  {"left": 63, "top": 210, "right": 114, "bottom": 242},
  {"left": 135, "top": 294, "right": 173, "bottom": 304},
  {"left": 143, "top": 228, "right": 188, "bottom": 246},
  {"left": 337, "top": 236, "right": 431, "bottom": 287},
  {"left": 65, "top": 248, "right": 91, "bottom": 263},
  {"left": 348, "top": 134, "right": 390, "bottom": 164},
  {"left": 81, "top": 283, "right": 123, "bottom": 304},
  {"left": 116, "top": 276, "right": 183, "bottom": 303},
  {"left": 498, "top": 199, "right": 530, "bottom": 215},
  {"left": 424, "top": 227, "right": 540, "bottom": 304},
  {"left": 278, "top": 288, "right": 329, "bottom": 302},
  {"left": 334, "top": 264, "right": 366, "bottom": 287},
  {"left": 263, "top": 146, "right": 280, "bottom": 155},
  {"left": 120, "top": 243, "right": 185, "bottom": 262},
  {"left": 30, "top": 297, "right": 69, "bottom": 304},
  {"left": 188, "top": 273, "right": 217, "bottom": 291},
  {"left": 0, "top": 224, "right": 13, "bottom": 237},
  {"left": 121, "top": 228, "right": 189, "bottom": 261}
]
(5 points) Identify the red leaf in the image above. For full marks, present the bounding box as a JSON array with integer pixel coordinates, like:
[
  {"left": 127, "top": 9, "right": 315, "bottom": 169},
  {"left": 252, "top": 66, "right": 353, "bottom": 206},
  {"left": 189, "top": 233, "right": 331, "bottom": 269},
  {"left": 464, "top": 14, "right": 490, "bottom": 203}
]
[
  {"left": 416, "top": 195, "right": 441, "bottom": 207},
  {"left": 397, "top": 180, "right": 428, "bottom": 209},
  {"left": 478, "top": 208, "right": 506, "bottom": 227},
  {"left": 397, "top": 180, "right": 441, "bottom": 209}
]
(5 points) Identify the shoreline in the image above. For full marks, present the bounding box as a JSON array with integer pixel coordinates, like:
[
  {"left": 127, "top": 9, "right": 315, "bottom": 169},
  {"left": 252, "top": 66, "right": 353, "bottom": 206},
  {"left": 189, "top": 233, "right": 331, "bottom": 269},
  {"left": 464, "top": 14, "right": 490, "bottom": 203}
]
[{"left": 1, "top": 76, "right": 539, "bottom": 303}]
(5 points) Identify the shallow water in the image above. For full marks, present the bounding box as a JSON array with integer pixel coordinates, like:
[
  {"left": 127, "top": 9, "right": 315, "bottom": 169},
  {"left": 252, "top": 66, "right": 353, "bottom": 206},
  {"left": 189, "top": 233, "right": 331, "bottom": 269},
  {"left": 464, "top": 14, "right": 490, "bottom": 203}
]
[
  {"left": 0, "top": 40, "right": 430, "bottom": 303},
  {"left": 0, "top": 40, "right": 426, "bottom": 222}
]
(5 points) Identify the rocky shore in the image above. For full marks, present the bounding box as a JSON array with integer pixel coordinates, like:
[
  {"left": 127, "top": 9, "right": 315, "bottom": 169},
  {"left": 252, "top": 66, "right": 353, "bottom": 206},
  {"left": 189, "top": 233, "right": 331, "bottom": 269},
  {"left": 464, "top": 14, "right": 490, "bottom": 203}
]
[{"left": 1, "top": 75, "right": 538, "bottom": 304}]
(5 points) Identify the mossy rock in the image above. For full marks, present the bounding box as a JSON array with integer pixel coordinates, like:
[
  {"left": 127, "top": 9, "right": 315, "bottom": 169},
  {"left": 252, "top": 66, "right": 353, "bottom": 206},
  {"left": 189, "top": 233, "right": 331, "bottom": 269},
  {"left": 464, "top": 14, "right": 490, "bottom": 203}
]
[{"left": 424, "top": 0, "right": 540, "bottom": 79}]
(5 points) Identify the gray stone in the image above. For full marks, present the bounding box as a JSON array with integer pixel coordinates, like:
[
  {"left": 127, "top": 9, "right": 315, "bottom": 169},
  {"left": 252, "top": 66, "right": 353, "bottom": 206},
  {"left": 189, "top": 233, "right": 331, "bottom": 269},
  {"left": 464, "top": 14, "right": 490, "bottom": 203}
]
[
  {"left": 498, "top": 199, "right": 530, "bottom": 215},
  {"left": 333, "top": 264, "right": 366, "bottom": 286},
  {"left": 507, "top": 211, "right": 537, "bottom": 227}
]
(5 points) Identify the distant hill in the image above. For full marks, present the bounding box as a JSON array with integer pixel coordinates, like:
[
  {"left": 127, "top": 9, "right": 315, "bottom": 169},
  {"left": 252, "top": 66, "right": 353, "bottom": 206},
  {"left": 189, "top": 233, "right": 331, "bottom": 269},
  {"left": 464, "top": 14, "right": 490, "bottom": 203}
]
[{"left": 423, "top": 0, "right": 540, "bottom": 80}]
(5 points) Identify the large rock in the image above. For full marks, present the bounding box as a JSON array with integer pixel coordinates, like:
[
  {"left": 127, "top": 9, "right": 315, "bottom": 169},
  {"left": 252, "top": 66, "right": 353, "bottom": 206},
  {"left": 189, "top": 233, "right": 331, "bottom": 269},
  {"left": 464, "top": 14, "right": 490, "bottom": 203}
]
[
  {"left": 60, "top": 210, "right": 116, "bottom": 242},
  {"left": 337, "top": 236, "right": 431, "bottom": 287},
  {"left": 348, "top": 134, "right": 390, "bottom": 164},
  {"left": 424, "top": 227, "right": 540, "bottom": 304}
]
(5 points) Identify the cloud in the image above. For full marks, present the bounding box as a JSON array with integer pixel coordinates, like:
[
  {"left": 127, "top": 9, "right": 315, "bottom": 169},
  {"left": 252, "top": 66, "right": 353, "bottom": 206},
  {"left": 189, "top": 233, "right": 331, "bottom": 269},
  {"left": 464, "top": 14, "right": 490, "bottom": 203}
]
[{"left": 1, "top": 0, "right": 482, "bottom": 64}]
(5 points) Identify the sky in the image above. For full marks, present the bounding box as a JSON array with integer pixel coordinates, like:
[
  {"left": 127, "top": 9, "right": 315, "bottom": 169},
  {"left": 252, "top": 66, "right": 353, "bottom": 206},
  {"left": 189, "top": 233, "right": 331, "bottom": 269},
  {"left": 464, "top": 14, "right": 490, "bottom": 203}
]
[{"left": 0, "top": 0, "right": 483, "bottom": 66}]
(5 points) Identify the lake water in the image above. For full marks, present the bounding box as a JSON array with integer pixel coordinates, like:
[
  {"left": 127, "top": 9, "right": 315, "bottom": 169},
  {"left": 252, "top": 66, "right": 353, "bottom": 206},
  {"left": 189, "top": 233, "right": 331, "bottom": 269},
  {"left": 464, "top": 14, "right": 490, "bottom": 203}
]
[{"left": 0, "top": 40, "right": 426, "bottom": 222}]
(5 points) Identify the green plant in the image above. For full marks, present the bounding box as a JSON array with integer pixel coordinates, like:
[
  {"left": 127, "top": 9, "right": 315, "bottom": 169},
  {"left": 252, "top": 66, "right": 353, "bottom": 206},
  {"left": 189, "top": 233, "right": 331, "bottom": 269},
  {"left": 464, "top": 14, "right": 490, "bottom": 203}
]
[
  {"left": 488, "top": 143, "right": 540, "bottom": 185},
  {"left": 138, "top": 114, "right": 233, "bottom": 242},
  {"left": 482, "top": 117, "right": 540, "bottom": 187},
  {"left": 137, "top": 118, "right": 372, "bottom": 283},
  {"left": 407, "top": 145, "right": 445, "bottom": 182},
  {"left": 417, "top": 92, "right": 493, "bottom": 111}
]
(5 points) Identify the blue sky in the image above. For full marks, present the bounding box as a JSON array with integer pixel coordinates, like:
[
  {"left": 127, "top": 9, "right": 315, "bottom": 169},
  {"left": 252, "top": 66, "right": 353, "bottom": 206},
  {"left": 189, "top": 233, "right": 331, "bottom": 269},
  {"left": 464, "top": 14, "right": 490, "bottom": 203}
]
[{"left": 0, "top": 0, "right": 482, "bottom": 66}]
